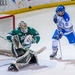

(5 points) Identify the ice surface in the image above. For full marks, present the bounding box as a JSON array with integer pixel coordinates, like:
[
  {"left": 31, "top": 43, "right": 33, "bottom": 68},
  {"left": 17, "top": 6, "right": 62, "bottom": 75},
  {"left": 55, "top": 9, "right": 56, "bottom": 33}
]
[{"left": 0, "top": 5, "right": 75, "bottom": 75}]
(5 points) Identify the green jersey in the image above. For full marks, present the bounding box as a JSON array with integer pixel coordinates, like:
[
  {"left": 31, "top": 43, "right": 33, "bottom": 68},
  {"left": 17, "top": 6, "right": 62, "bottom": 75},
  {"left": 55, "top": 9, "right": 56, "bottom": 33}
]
[{"left": 7, "top": 27, "right": 40, "bottom": 46}]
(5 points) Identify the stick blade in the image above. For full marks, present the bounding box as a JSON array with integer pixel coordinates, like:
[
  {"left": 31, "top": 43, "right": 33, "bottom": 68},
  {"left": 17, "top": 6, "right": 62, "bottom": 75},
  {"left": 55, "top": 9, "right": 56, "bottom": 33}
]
[{"left": 36, "top": 46, "right": 46, "bottom": 54}]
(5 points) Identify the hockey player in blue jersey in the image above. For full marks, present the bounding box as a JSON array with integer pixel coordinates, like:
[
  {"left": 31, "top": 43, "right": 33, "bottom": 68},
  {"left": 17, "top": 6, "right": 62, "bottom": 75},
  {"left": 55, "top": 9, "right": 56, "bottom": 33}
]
[{"left": 50, "top": 5, "right": 75, "bottom": 58}]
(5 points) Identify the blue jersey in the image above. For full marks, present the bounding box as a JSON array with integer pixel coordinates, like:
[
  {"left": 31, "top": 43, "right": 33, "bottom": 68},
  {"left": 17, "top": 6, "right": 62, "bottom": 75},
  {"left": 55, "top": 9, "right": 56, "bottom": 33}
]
[
  {"left": 53, "top": 12, "right": 73, "bottom": 35},
  {"left": 52, "top": 12, "right": 75, "bottom": 44}
]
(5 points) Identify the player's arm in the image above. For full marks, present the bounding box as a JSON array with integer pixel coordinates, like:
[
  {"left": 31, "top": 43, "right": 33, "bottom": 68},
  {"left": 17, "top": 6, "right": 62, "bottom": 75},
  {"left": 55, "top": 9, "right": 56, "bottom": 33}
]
[
  {"left": 53, "top": 14, "right": 63, "bottom": 39},
  {"left": 31, "top": 28, "right": 40, "bottom": 43},
  {"left": 53, "top": 14, "right": 58, "bottom": 24},
  {"left": 28, "top": 27, "right": 40, "bottom": 43},
  {"left": 6, "top": 28, "right": 18, "bottom": 42},
  {"left": 63, "top": 12, "right": 73, "bottom": 33}
]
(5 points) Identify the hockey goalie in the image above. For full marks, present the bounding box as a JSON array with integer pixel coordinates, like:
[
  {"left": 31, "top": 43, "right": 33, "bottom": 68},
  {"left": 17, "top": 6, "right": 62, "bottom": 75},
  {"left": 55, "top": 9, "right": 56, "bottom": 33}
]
[{"left": 6, "top": 21, "right": 45, "bottom": 71}]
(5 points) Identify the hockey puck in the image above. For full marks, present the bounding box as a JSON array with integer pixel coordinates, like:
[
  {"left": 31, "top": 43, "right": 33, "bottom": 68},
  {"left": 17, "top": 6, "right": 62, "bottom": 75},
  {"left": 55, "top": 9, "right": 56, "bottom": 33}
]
[{"left": 29, "top": 6, "right": 32, "bottom": 9}]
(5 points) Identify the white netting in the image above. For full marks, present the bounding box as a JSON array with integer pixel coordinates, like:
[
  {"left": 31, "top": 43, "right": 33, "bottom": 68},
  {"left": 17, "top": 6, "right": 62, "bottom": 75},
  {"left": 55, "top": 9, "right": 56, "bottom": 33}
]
[{"left": 0, "top": 15, "right": 15, "bottom": 50}]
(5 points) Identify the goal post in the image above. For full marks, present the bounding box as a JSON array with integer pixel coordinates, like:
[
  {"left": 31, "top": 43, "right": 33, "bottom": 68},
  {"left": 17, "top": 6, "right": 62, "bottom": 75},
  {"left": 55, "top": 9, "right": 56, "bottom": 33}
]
[
  {"left": 0, "top": 15, "right": 15, "bottom": 29},
  {"left": 0, "top": 15, "right": 15, "bottom": 52}
]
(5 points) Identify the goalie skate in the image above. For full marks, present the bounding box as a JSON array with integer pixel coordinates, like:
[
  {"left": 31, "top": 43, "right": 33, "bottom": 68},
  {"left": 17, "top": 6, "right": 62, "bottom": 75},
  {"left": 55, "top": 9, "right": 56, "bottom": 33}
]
[{"left": 8, "top": 63, "right": 19, "bottom": 72}]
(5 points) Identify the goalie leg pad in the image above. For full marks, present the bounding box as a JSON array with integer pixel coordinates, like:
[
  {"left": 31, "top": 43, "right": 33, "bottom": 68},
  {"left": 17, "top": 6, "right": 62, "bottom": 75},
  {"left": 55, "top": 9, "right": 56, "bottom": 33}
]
[
  {"left": 12, "top": 46, "right": 26, "bottom": 58},
  {"left": 29, "top": 54, "right": 38, "bottom": 64}
]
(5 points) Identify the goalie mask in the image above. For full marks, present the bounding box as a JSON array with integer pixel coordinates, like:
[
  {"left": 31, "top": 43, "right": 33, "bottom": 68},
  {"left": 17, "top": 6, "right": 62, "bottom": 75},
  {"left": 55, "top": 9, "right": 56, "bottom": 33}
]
[{"left": 19, "top": 21, "right": 28, "bottom": 33}]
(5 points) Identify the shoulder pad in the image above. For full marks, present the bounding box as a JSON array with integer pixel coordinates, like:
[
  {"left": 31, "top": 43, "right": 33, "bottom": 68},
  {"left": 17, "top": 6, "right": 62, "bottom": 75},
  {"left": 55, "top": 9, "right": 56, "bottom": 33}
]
[
  {"left": 63, "top": 12, "right": 70, "bottom": 22},
  {"left": 28, "top": 26, "right": 32, "bottom": 29}
]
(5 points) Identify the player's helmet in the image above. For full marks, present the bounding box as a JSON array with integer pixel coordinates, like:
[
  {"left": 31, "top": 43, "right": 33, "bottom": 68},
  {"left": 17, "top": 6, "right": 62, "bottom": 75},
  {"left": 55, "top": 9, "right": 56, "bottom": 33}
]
[
  {"left": 18, "top": 21, "right": 28, "bottom": 33},
  {"left": 18, "top": 21, "right": 27, "bottom": 27},
  {"left": 56, "top": 5, "right": 65, "bottom": 13}
]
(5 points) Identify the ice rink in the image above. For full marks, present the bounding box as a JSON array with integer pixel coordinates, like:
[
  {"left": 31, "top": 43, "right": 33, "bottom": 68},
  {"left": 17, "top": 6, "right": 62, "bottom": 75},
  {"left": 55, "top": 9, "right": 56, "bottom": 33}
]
[{"left": 0, "top": 5, "right": 75, "bottom": 75}]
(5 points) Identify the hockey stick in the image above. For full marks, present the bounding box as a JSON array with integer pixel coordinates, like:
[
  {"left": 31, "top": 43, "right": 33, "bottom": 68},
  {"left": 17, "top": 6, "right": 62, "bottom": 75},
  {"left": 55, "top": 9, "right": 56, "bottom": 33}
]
[
  {"left": 0, "top": 63, "right": 11, "bottom": 67},
  {"left": 10, "top": 46, "right": 46, "bottom": 70},
  {"left": 0, "top": 46, "right": 46, "bottom": 61},
  {"left": 0, "top": 34, "right": 46, "bottom": 52},
  {"left": 0, "top": 35, "right": 11, "bottom": 43},
  {"left": 0, "top": 35, "right": 13, "bottom": 56},
  {"left": 56, "top": 24, "right": 62, "bottom": 59},
  {"left": 0, "top": 35, "right": 23, "bottom": 57},
  {"left": 16, "top": 46, "right": 46, "bottom": 62},
  {"left": 33, "top": 46, "right": 46, "bottom": 55},
  {"left": 0, "top": 35, "right": 22, "bottom": 48},
  {"left": 0, "top": 57, "right": 15, "bottom": 61},
  {"left": 58, "top": 39, "right": 62, "bottom": 59},
  {"left": 0, "top": 35, "right": 46, "bottom": 58},
  {"left": 0, "top": 51, "right": 29, "bottom": 67},
  {"left": 0, "top": 46, "right": 46, "bottom": 68}
]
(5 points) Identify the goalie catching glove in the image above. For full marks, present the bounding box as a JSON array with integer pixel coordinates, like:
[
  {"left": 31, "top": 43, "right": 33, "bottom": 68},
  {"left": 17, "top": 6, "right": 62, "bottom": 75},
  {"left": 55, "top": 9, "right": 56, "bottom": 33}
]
[{"left": 24, "top": 35, "right": 36, "bottom": 44}]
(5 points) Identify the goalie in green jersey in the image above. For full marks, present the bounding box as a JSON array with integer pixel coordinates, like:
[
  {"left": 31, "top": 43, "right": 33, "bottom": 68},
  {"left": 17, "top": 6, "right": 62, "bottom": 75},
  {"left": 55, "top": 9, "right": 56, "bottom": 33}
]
[{"left": 6, "top": 21, "right": 40, "bottom": 71}]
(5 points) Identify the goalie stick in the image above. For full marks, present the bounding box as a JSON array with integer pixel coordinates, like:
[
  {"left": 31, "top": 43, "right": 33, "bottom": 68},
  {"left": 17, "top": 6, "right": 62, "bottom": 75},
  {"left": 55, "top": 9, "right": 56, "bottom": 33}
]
[
  {"left": 0, "top": 35, "right": 24, "bottom": 57},
  {"left": 0, "top": 46, "right": 46, "bottom": 67},
  {"left": 0, "top": 46, "right": 46, "bottom": 61},
  {"left": 28, "top": 46, "right": 46, "bottom": 56},
  {"left": 0, "top": 35, "right": 22, "bottom": 48},
  {"left": 0, "top": 57, "right": 15, "bottom": 61},
  {"left": 0, "top": 35, "right": 46, "bottom": 57}
]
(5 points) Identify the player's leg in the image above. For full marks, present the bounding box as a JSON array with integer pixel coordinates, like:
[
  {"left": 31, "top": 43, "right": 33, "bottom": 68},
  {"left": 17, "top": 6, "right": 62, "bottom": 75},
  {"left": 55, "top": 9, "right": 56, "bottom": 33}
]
[
  {"left": 11, "top": 35, "right": 24, "bottom": 57},
  {"left": 65, "top": 31, "right": 75, "bottom": 45},
  {"left": 11, "top": 35, "right": 20, "bottom": 57},
  {"left": 50, "top": 29, "right": 63, "bottom": 58},
  {"left": 8, "top": 48, "right": 38, "bottom": 71},
  {"left": 65, "top": 32, "right": 75, "bottom": 44},
  {"left": 50, "top": 39, "right": 58, "bottom": 58},
  {"left": 8, "top": 46, "right": 46, "bottom": 71}
]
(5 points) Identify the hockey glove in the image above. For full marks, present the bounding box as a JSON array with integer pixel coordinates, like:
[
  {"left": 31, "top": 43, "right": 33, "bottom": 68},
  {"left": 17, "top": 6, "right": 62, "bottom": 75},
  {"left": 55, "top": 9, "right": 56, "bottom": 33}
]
[
  {"left": 53, "top": 14, "right": 58, "bottom": 24},
  {"left": 24, "top": 35, "right": 34, "bottom": 44},
  {"left": 55, "top": 31, "right": 63, "bottom": 40},
  {"left": 32, "top": 35, "right": 40, "bottom": 43},
  {"left": 6, "top": 34, "right": 13, "bottom": 42}
]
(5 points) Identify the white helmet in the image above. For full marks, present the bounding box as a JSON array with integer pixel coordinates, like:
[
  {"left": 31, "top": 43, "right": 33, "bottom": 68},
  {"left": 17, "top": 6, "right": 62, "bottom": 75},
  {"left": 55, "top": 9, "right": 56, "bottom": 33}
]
[
  {"left": 18, "top": 21, "right": 28, "bottom": 33},
  {"left": 18, "top": 21, "right": 27, "bottom": 27}
]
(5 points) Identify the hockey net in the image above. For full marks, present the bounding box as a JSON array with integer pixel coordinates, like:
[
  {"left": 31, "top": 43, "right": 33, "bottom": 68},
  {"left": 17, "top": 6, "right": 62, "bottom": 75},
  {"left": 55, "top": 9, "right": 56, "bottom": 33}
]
[{"left": 0, "top": 15, "right": 15, "bottom": 56}]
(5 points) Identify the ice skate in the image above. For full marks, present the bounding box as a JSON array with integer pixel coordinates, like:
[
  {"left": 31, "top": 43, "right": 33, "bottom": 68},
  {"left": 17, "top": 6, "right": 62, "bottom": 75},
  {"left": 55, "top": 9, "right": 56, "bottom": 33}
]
[
  {"left": 8, "top": 63, "right": 19, "bottom": 72},
  {"left": 50, "top": 50, "right": 58, "bottom": 58}
]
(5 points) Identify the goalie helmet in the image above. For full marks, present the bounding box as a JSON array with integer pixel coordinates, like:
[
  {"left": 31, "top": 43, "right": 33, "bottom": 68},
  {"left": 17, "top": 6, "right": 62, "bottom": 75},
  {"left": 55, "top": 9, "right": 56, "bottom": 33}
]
[{"left": 18, "top": 21, "right": 28, "bottom": 33}]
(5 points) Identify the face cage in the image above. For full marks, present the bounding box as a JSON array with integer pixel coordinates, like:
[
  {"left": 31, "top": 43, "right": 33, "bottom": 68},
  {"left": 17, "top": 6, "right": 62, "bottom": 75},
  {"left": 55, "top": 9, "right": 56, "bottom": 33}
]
[
  {"left": 57, "top": 11, "right": 65, "bottom": 16},
  {"left": 21, "top": 28, "right": 28, "bottom": 33}
]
